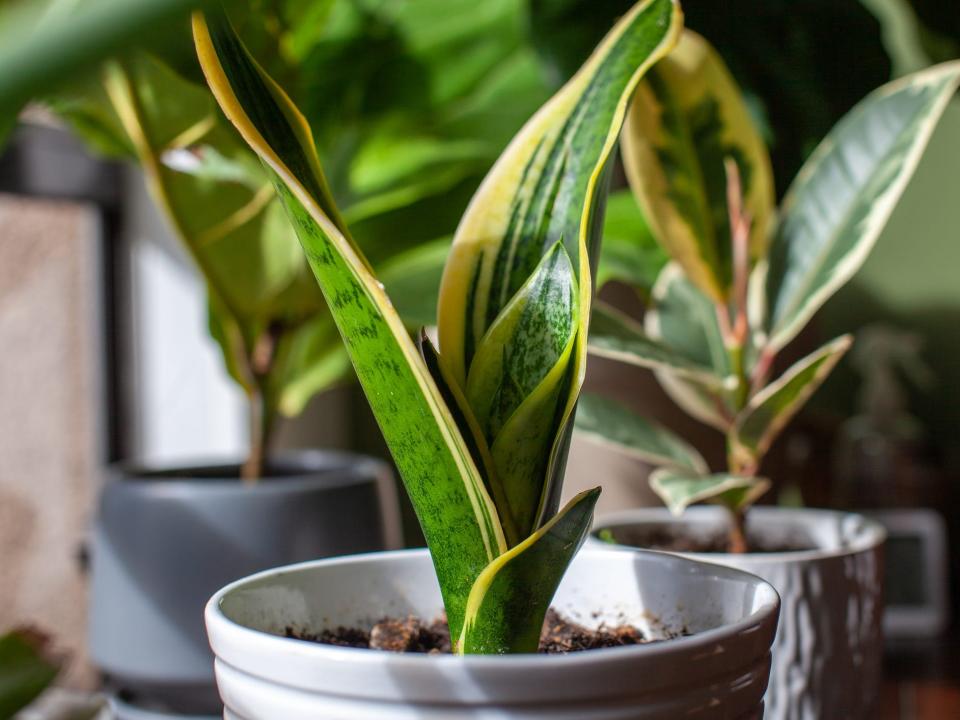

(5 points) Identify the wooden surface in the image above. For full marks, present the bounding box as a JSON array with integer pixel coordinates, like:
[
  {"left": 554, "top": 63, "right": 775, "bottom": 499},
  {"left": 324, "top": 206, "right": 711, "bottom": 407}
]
[{"left": 881, "top": 636, "right": 960, "bottom": 719}]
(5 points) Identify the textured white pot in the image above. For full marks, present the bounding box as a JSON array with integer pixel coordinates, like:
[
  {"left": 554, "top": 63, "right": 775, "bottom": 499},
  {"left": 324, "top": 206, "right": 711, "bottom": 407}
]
[
  {"left": 591, "top": 507, "right": 886, "bottom": 720},
  {"left": 205, "top": 548, "right": 780, "bottom": 719}
]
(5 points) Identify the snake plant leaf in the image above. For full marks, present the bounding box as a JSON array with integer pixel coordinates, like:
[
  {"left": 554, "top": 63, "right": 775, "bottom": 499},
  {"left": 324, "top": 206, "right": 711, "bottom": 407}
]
[
  {"left": 575, "top": 393, "right": 708, "bottom": 474},
  {"left": 645, "top": 263, "right": 734, "bottom": 430},
  {"left": 589, "top": 301, "right": 722, "bottom": 387},
  {"left": 459, "top": 487, "right": 601, "bottom": 654},
  {"left": 762, "top": 62, "right": 960, "bottom": 353},
  {"left": 597, "top": 189, "right": 668, "bottom": 294},
  {"left": 650, "top": 469, "right": 769, "bottom": 516},
  {"left": 439, "top": 0, "right": 683, "bottom": 530},
  {"left": 622, "top": 30, "right": 774, "bottom": 302},
  {"left": 193, "top": 11, "right": 506, "bottom": 640},
  {"left": 465, "top": 242, "right": 579, "bottom": 538},
  {"left": 730, "top": 335, "right": 852, "bottom": 471},
  {"left": 0, "top": 629, "right": 60, "bottom": 719}
]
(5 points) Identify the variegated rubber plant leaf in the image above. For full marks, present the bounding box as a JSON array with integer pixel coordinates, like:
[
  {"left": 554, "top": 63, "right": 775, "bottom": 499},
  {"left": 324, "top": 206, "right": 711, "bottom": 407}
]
[
  {"left": 645, "top": 263, "right": 735, "bottom": 430},
  {"left": 575, "top": 393, "right": 708, "bottom": 474},
  {"left": 729, "top": 335, "right": 852, "bottom": 473},
  {"left": 760, "top": 62, "right": 960, "bottom": 354},
  {"left": 195, "top": 0, "right": 682, "bottom": 654},
  {"left": 439, "top": 0, "right": 683, "bottom": 541},
  {"left": 650, "top": 468, "right": 769, "bottom": 516},
  {"left": 621, "top": 29, "right": 774, "bottom": 302}
]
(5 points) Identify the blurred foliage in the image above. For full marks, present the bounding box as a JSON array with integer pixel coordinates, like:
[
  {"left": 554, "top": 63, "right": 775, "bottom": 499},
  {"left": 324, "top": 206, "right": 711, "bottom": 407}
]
[
  {"left": 529, "top": 0, "right": 893, "bottom": 195},
  {"left": 41, "top": 0, "right": 555, "bottom": 467},
  {"left": 0, "top": 628, "right": 59, "bottom": 719}
]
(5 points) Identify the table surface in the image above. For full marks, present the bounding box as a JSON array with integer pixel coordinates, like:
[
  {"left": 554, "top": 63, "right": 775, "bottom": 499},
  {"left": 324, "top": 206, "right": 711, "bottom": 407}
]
[{"left": 880, "top": 635, "right": 960, "bottom": 719}]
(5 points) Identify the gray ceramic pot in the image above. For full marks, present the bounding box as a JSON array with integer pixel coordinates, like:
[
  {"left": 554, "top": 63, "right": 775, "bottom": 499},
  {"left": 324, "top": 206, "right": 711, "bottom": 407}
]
[
  {"left": 590, "top": 507, "right": 886, "bottom": 720},
  {"left": 88, "top": 450, "right": 399, "bottom": 717}
]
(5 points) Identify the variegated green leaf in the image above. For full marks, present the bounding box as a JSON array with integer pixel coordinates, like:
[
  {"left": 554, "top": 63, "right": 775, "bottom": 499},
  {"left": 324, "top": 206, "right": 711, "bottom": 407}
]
[
  {"left": 439, "top": 0, "right": 683, "bottom": 529},
  {"left": 459, "top": 488, "right": 600, "bottom": 654},
  {"left": 650, "top": 469, "right": 769, "bottom": 516},
  {"left": 762, "top": 62, "right": 960, "bottom": 353},
  {"left": 466, "top": 243, "right": 579, "bottom": 538},
  {"left": 622, "top": 30, "right": 774, "bottom": 301},
  {"left": 193, "top": 12, "right": 505, "bottom": 640},
  {"left": 589, "top": 301, "right": 722, "bottom": 386},
  {"left": 730, "top": 335, "right": 852, "bottom": 470},
  {"left": 645, "top": 263, "right": 735, "bottom": 430},
  {"left": 575, "top": 393, "right": 708, "bottom": 474}
]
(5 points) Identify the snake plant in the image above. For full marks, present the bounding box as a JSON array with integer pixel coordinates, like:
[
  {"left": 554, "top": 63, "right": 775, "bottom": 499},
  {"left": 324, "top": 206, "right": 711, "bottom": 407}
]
[
  {"left": 577, "top": 30, "right": 960, "bottom": 551},
  {"left": 193, "top": 0, "right": 680, "bottom": 652}
]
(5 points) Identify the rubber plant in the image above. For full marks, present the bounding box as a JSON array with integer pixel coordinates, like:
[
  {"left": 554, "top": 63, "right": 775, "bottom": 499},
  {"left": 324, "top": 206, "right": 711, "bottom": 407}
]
[
  {"left": 193, "top": 0, "right": 681, "bottom": 652},
  {"left": 576, "top": 30, "right": 960, "bottom": 551}
]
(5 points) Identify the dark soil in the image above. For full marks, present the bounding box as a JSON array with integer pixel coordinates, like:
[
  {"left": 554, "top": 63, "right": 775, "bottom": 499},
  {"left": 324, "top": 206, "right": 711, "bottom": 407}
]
[
  {"left": 287, "top": 609, "right": 653, "bottom": 654},
  {"left": 598, "top": 525, "right": 816, "bottom": 554}
]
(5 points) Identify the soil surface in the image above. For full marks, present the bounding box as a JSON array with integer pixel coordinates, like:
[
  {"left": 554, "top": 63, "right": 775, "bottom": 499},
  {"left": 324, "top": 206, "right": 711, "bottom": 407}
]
[
  {"left": 287, "top": 609, "right": 653, "bottom": 654},
  {"left": 598, "top": 526, "right": 816, "bottom": 554}
]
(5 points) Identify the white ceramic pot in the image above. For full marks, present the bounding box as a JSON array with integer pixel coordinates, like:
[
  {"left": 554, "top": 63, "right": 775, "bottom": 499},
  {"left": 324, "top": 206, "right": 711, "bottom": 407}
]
[
  {"left": 205, "top": 548, "right": 779, "bottom": 720},
  {"left": 591, "top": 507, "right": 886, "bottom": 720}
]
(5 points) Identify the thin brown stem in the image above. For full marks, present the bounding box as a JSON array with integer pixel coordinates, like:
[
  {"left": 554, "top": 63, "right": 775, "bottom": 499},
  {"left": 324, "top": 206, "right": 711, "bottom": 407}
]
[
  {"left": 241, "top": 388, "right": 265, "bottom": 484},
  {"left": 727, "top": 507, "right": 748, "bottom": 554}
]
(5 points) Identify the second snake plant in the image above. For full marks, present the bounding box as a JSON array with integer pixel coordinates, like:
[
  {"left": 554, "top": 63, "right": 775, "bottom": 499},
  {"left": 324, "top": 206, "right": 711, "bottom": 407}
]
[{"left": 193, "top": 0, "right": 682, "bottom": 653}]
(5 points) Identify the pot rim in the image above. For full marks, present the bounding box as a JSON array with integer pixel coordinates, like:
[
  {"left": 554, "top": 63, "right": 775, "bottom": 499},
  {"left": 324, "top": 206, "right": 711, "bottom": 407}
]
[
  {"left": 205, "top": 547, "right": 780, "bottom": 669},
  {"left": 593, "top": 506, "right": 886, "bottom": 564},
  {"left": 106, "top": 449, "right": 391, "bottom": 494}
]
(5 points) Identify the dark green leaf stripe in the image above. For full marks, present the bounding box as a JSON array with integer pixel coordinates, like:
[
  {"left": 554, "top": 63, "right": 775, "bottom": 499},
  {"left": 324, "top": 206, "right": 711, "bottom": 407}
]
[
  {"left": 459, "top": 488, "right": 601, "bottom": 654},
  {"left": 193, "top": 12, "right": 505, "bottom": 640}
]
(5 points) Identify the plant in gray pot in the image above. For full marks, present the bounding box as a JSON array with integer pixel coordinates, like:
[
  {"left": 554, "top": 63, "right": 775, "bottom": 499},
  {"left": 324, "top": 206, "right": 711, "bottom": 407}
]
[
  {"left": 576, "top": 30, "right": 960, "bottom": 720},
  {"left": 191, "top": 2, "right": 780, "bottom": 718}
]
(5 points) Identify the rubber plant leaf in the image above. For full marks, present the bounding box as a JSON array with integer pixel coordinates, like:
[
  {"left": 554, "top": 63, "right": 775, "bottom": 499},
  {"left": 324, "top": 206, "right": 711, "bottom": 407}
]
[
  {"left": 622, "top": 29, "right": 774, "bottom": 302},
  {"left": 588, "top": 300, "right": 721, "bottom": 387},
  {"left": 762, "top": 62, "right": 960, "bottom": 353},
  {"left": 730, "top": 335, "right": 852, "bottom": 471},
  {"left": 0, "top": 629, "right": 59, "bottom": 719},
  {"left": 645, "top": 263, "right": 734, "bottom": 430},
  {"left": 575, "top": 393, "right": 708, "bottom": 474},
  {"left": 459, "top": 488, "right": 601, "bottom": 654},
  {"left": 650, "top": 469, "right": 770, "bottom": 516},
  {"left": 438, "top": 0, "right": 683, "bottom": 534},
  {"left": 193, "top": 12, "right": 506, "bottom": 641}
]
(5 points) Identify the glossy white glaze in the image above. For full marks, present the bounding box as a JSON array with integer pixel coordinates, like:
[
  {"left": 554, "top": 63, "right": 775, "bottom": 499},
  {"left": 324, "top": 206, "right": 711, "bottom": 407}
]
[{"left": 205, "top": 548, "right": 779, "bottom": 719}]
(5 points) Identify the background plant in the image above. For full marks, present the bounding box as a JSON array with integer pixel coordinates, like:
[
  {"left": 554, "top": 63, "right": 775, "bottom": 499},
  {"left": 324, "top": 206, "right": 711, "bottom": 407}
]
[
  {"left": 8, "top": 0, "right": 560, "bottom": 480},
  {"left": 576, "top": 30, "right": 960, "bottom": 551},
  {"left": 194, "top": 0, "right": 680, "bottom": 652}
]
